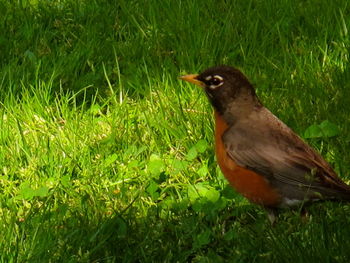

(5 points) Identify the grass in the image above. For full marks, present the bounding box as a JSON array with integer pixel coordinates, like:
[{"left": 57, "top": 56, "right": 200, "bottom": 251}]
[{"left": 1, "top": 0, "right": 350, "bottom": 262}]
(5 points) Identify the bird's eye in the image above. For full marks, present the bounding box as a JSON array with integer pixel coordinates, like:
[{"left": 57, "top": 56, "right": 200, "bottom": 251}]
[
  {"left": 210, "top": 77, "right": 221, "bottom": 86},
  {"left": 205, "top": 75, "right": 224, "bottom": 89}
]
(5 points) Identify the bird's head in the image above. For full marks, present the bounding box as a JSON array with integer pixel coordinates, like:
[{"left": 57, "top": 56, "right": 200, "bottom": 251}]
[{"left": 180, "top": 65, "right": 260, "bottom": 114}]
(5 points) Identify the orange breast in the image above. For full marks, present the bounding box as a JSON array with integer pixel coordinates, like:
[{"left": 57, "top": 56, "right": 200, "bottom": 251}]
[{"left": 214, "top": 111, "right": 281, "bottom": 207}]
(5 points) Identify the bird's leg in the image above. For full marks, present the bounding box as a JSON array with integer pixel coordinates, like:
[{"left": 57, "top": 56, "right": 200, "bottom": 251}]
[
  {"left": 300, "top": 206, "right": 310, "bottom": 223},
  {"left": 266, "top": 207, "right": 278, "bottom": 226}
]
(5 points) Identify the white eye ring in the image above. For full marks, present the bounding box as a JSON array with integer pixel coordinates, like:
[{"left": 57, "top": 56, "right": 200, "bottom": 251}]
[{"left": 206, "top": 75, "right": 224, "bottom": 89}]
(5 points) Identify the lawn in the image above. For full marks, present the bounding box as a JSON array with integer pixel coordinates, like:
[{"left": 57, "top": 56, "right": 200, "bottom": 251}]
[{"left": 1, "top": 0, "right": 350, "bottom": 262}]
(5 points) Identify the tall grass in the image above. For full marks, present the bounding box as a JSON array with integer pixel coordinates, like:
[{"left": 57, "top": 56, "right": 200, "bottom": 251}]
[{"left": 1, "top": 0, "right": 350, "bottom": 262}]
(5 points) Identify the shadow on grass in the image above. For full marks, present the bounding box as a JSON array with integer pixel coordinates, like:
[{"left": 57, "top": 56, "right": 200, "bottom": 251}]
[{"left": 5, "top": 200, "right": 349, "bottom": 262}]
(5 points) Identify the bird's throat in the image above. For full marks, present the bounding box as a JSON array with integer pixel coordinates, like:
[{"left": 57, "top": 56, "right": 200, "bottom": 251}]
[{"left": 220, "top": 93, "right": 262, "bottom": 125}]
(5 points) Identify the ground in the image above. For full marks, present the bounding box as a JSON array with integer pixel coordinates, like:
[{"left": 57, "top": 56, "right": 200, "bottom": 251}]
[{"left": 1, "top": 0, "right": 350, "bottom": 262}]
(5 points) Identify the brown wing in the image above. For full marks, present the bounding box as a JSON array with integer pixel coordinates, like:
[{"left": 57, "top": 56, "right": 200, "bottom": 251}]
[{"left": 222, "top": 108, "right": 350, "bottom": 202}]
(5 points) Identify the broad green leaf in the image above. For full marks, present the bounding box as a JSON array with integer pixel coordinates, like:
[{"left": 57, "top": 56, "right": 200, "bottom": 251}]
[
  {"left": 304, "top": 124, "right": 323, "bottom": 138},
  {"left": 186, "top": 147, "right": 198, "bottom": 160},
  {"left": 104, "top": 154, "right": 118, "bottom": 167},
  {"left": 128, "top": 159, "right": 139, "bottom": 168},
  {"left": 60, "top": 175, "right": 71, "bottom": 188},
  {"left": 304, "top": 120, "right": 340, "bottom": 138},
  {"left": 20, "top": 189, "right": 35, "bottom": 200},
  {"left": 18, "top": 182, "right": 35, "bottom": 200},
  {"left": 224, "top": 229, "right": 236, "bottom": 241},
  {"left": 221, "top": 184, "right": 237, "bottom": 199},
  {"left": 195, "top": 139, "right": 208, "bottom": 153},
  {"left": 192, "top": 200, "right": 203, "bottom": 212},
  {"left": 188, "top": 185, "right": 199, "bottom": 202},
  {"left": 197, "top": 164, "right": 209, "bottom": 177},
  {"left": 171, "top": 159, "right": 188, "bottom": 173},
  {"left": 319, "top": 120, "right": 340, "bottom": 137},
  {"left": 193, "top": 229, "right": 211, "bottom": 249},
  {"left": 18, "top": 183, "right": 49, "bottom": 200},
  {"left": 213, "top": 197, "right": 227, "bottom": 211},
  {"left": 188, "top": 183, "right": 220, "bottom": 203},
  {"left": 146, "top": 180, "right": 160, "bottom": 200},
  {"left": 204, "top": 187, "right": 220, "bottom": 203},
  {"left": 35, "top": 186, "right": 49, "bottom": 197},
  {"left": 162, "top": 198, "right": 189, "bottom": 212},
  {"left": 147, "top": 156, "right": 164, "bottom": 176}
]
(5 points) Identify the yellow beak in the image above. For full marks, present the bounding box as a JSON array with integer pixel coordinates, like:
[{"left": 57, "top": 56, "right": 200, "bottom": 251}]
[{"left": 179, "top": 74, "right": 205, "bottom": 87}]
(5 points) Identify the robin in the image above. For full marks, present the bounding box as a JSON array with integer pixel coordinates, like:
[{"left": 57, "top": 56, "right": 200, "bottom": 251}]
[{"left": 180, "top": 65, "right": 350, "bottom": 223}]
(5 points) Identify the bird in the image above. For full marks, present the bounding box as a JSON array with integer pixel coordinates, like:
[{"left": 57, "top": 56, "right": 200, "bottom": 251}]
[{"left": 180, "top": 65, "right": 350, "bottom": 223}]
